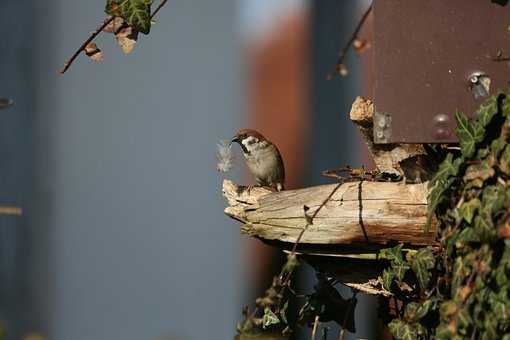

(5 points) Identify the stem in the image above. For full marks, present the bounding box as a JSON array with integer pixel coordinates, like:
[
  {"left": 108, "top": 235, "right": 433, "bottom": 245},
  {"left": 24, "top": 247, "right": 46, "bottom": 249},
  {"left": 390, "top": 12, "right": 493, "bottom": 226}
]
[
  {"left": 59, "top": 16, "right": 115, "bottom": 74},
  {"left": 151, "top": 0, "right": 168, "bottom": 19},
  {"left": 311, "top": 315, "right": 320, "bottom": 340},
  {"left": 329, "top": 3, "right": 373, "bottom": 78}
]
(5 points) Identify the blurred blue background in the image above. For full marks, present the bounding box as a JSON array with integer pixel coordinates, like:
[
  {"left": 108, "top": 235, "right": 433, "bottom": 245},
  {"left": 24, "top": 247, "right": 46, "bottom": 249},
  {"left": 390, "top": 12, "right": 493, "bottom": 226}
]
[{"left": 0, "top": 0, "right": 373, "bottom": 339}]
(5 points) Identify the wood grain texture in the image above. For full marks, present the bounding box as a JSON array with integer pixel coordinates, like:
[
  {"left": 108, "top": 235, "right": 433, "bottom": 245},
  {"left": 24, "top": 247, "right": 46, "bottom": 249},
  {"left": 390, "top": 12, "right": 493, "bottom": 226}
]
[{"left": 223, "top": 179, "right": 437, "bottom": 248}]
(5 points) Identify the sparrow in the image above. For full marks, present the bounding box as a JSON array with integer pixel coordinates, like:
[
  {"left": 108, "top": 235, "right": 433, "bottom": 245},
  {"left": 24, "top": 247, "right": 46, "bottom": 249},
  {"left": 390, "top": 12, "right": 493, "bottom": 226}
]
[{"left": 230, "top": 129, "right": 285, "bottom": 191}]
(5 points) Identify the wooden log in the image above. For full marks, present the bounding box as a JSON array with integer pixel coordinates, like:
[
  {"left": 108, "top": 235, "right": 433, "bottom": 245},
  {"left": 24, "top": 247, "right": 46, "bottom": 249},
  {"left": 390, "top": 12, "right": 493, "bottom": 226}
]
[
  {"left": 350, "top": 97, "right": 434, "bottom": 181},
  {"left": 223, "top": 179, "right": 437, "bottom": 250}
]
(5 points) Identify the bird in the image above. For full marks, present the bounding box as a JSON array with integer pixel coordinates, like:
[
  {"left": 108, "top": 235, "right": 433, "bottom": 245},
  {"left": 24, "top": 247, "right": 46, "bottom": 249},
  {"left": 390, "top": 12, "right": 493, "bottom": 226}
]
[{"left": 230, "top": 129, "right": 285, "bottom": 191}]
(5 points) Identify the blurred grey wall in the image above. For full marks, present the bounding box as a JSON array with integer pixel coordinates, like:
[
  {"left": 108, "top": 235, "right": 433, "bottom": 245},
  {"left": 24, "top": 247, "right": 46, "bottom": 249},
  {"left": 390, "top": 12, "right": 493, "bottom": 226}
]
[
  {"left": 0, "top": 0, "right": 35, "bottom": 338},
  {"left": 25, "top": 1, "right": 244, "bottom": 339}
]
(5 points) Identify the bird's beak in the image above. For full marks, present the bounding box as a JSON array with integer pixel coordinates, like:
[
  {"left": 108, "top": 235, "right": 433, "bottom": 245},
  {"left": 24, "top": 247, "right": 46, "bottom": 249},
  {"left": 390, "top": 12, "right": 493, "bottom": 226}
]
[{"left": 229, "top": 136, "right": 240, "bottom": 146}]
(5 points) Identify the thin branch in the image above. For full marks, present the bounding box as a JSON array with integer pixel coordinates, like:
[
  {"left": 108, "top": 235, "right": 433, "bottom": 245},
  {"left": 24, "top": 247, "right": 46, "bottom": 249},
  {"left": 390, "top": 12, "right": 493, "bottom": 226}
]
[
  {"left": 329, "top": 3, "right": 373, "bottom": 78},
  {"left": 311, "top": 315, "right": 320, "bottom": 340},
  {"left": 151, "top": 0, "right": 169, "bottom": 19},
  {"left": 59, "top": 16, "right": 115, "bottom": 74}
]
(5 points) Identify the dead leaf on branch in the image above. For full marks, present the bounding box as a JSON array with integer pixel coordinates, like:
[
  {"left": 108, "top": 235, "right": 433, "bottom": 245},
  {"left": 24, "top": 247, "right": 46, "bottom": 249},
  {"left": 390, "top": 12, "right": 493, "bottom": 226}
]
[
  {"left": 102, "top": 16, "right": 125, "bottom": 33},
  {"left": 115, "top": 25, "right": 139, "bottom": 54},
  {"left": 84, "top": 43, "right": 104, "bottom": 62}
]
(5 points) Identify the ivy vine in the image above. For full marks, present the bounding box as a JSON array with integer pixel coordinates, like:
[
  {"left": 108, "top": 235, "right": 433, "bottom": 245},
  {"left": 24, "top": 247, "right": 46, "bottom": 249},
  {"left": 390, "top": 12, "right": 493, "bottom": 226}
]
[{"left": 382, "top": 92, "right": 510, "bottom": 339}]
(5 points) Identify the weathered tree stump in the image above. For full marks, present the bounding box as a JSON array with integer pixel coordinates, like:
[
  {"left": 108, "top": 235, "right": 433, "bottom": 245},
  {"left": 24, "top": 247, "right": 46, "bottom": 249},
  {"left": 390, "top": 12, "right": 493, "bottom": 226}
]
[{"left": 223, "top": 179, "right": 437, "bottom": 250}]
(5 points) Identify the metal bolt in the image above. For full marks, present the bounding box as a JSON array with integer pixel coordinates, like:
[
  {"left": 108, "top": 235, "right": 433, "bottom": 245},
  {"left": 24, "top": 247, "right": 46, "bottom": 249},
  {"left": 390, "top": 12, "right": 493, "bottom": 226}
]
[{"left": 468, "top": 72, "right": 490, "bottom": 99}]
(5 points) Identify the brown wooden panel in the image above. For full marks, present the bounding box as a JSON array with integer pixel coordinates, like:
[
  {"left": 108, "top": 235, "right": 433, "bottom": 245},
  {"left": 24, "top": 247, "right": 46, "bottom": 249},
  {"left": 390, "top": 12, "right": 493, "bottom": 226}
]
[{"left": 373, "top": 0, "right": 509, "bottom": 143}]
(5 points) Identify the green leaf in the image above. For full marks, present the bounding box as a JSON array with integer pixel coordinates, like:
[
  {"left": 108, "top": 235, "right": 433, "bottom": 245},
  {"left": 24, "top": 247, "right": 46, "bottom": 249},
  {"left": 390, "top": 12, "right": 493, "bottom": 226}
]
[
  {"left": 500, "top": 144, "right": 510, "bottom": 175},
  {"left": 456, "top": 227, "right": 479, "bottom": 244},
  {"left": 388, "top": 319, "right": 418, "bottom": 340},
  {"left": 382, "top": 268, "right": 394, "bottom": 291},
  {"left": 430, "top": 153, "right": 463, "bottom": 185},
  {"left": 393, "top": 262, "right": 411, "bottom": 282},
  {"left": 463, "top": 162, "right": 495, "bottom": 182},
  {"left": 455, "top": 111, "right": 484, "bottom": 158},
  {"left": 474, "top": 209, "right": 495, "bottom": 243},
  {"left": 410, "top": 247, "right": 435, "bottom": 291},
  {"left": 380, "top": 244, "right": 404, "bottom": 263},
  {"left": 475, "top": 95, "right": 498, "bottom": 128},
  {"left": 262, "top": 307, "right": 280, "bottom": 329},
  {"left": 426, "top": 154, "right": 464, "bottom": 230},
  {"left": 459, "top": 198, "right": 481, "bottom": 224},
  {"left": 105, "top": 0, "right": 152, "bottom": 34},
  {"left": 482, "top": 185, "right": 509, "bottom": 215},
  {"left": 439, "top": 300, "right": 458, "bottom": 318},
  {"left": 404, "top": 300, "right": 432, "bottom": 323},
  {"left": 501, "top": 93, "right": 510, "bottom": 118},
  {"left": 122, "top": 0, "right": 152, "bottom": 34}
]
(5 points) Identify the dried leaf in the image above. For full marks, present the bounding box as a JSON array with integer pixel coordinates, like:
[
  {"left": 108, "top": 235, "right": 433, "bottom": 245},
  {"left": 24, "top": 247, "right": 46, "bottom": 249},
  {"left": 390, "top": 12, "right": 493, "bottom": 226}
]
[
  {"left": 103, "top": 16, "right": 125, "bottom": 33},
  {"left": 84, "top": 42, "right": 104, "bottom": 62},
  {"left": 115, "top": 25, "right": 139, "bottom": 54}
]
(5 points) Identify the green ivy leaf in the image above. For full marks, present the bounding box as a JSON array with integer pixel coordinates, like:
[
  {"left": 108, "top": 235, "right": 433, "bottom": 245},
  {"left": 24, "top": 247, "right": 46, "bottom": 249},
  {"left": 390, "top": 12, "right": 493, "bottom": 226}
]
[
  {"left": 380, "top": 244, "right": 404, "bottom": 263},
  {"left": 482, "top": 185, "right": 509, "bottom": 215},
  {"left": 474, "top": 208, "right": 495, "bottom": 243},
  {"left": 105, "top": 0, "right": 152, "bottom": 34},
  {"left": 475, "top": 95, "right": 498, "bottom": 128},
  {"left": 262, "top": 307, "right": 280, "bottom": 329},
  {"left": 459, "top": 198, "right": 481, "bottom": 224},
  {"left": 122, "top": 0, "right": 152, "bottom": 34},
  {"left": 393, "top": 262, "right": 411, "bottom": 282},
  {"left": 456, "top": 227, "right": 478, "bottom": 244},
  {"left": 457, "top": 307, "right": 472, "bottom": 331},
  {"left": 430, "top": 153, "right": 463, "bottom": 185},
  {"left": 410, "top": 247, "right": 435, "bottom": 291},
  {"left": 455, "top": 111, "right": 484, "bottom": 158},
  {"left": 382, "top": 268, "right": 394, "bottom": 291},
  {"left": 501, "top": 94, "right": 510, "bottom": 118},
  {"left": 404, "top": 300, "right": 432, "bottom": 323},
  {"left": 500, "top": 144, "right": 510, "bottom": 175},
  {"left": 388, "top": 319, "right": 418, "bottom": 340},
  {"left": 463, "top": 162, "right": 495, "bottom": 182}
]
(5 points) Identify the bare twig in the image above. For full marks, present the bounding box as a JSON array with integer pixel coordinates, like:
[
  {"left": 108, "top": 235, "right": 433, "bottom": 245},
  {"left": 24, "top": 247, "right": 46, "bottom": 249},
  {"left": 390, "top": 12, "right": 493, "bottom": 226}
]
[
  {"left": 151, "top": 0, "right": 169, "bottom": 19},
  {"left": 59, "top": 16, "right": 115, "bottom": 74},
  {"left": 311, "top": 315, "right": 320, "bottom": 340},
  {"left": 328, "top": 4, "right": 373, "bottom": 79}
]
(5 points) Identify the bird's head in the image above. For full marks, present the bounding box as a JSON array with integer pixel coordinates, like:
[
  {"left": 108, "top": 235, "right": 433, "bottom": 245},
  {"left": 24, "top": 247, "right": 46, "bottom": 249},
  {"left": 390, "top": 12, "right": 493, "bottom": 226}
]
[{"left": 230, "top": 129, "right": 269, "bottom": 154}]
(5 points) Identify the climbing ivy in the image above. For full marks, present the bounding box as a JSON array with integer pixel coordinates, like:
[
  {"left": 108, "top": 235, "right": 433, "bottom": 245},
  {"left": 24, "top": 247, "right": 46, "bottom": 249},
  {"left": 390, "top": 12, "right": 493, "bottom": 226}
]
[{"left": 382, "top": 93, "right": 510, "bottom": 339}]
